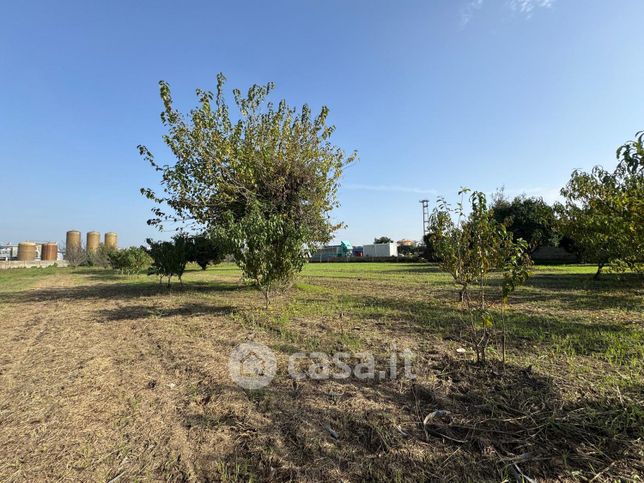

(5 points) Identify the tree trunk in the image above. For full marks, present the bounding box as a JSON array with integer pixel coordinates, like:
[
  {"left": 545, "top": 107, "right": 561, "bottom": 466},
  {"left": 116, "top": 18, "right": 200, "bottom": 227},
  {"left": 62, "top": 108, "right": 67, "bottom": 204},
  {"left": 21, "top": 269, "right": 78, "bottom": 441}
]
[
  {"left": 501, "top": 304, "right": 506, "bottom": 368},
  {"left": 594, "top": 263, "right": 604, "bottom": 280},
  {"left": 459, "top": 285, "right": 469, "bottom": 306},
  {"left": 481, "top": 331, "right": 487, "bottom": 364}
]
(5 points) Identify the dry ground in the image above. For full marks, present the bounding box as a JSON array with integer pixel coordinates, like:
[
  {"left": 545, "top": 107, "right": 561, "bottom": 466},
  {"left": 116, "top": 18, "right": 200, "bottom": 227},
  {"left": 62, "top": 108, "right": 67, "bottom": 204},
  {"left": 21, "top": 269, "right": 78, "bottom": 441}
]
[{"left": 0, "top": 263, "right": 642, "bottom": 482}]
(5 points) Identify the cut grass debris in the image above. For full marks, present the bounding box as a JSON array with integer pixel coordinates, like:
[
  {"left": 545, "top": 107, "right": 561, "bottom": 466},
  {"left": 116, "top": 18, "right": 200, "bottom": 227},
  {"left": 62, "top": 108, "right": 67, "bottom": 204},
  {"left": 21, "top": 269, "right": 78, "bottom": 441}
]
[{"left": 0, "top": 263, "right": 641, "bottom": 481}]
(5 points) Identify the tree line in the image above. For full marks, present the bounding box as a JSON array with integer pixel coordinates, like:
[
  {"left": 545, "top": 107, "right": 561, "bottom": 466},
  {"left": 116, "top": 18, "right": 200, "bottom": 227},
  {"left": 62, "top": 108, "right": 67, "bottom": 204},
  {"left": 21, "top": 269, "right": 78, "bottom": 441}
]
[
  {"left": 424, "top": 131, "right": 643, "bottom": 279},
  {"left": 66, "top": 234, "right": 225, "bottom": 285}
]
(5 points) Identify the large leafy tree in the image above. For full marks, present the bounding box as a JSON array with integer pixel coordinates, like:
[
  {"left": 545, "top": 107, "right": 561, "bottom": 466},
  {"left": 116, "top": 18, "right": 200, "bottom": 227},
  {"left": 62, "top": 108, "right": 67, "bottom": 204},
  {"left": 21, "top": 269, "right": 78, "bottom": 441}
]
[
  {"left": 139, "top": 74, "right": 355, "bottom": 301},
  {"left": 556, "top": 131, "right": 643, "bottom": 278},
  {"left": 491, "top": 195, "right": 558, "bottom": 253}
]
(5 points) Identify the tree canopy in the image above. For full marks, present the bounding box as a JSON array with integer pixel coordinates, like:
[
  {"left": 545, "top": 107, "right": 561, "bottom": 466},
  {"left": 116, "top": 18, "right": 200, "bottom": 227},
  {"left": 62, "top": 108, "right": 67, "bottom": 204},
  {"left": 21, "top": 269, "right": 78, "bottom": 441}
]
[
  {"left": 428, "top": 189, "right": 531, "bottom": 304},
  {"left": 140, "top": 74, "right": 355, "bottom": 302},
  {"left": 373, "top": 236, "right": 393, "bottom": 244},
  {"left": 186, "top": 233, "right": 226, "bottom": 271},
  {"left": 491, "top": 194, "right": 558, "bottom": 253},
  {"left": 556, "top": 131, "right": 643, "bottom": 277},
  {"left": 428, "top": 189, "right": 532, "bottom": 362}
]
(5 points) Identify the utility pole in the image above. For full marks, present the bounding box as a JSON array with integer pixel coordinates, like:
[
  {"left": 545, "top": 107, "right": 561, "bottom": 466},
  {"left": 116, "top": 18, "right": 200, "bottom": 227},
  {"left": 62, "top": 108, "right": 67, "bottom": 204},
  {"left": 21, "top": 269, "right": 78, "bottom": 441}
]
[{"left": 420, "top": 199, "right": 429, "bottom": 237}]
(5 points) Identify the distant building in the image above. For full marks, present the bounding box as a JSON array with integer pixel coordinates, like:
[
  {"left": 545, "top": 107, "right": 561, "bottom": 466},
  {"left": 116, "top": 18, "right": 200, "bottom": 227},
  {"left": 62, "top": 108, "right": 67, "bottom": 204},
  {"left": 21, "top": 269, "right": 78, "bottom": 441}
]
[
  {"left": 0, "top": 243, "right": 63, "bottom": 261},
  {"left": 397, "top": 239, "right": 415, "bottom": 247},
  {"left": 311, "top": 241, "right": 353, "bottom": 261},
  {"left": 311, "top": 245, "right": 341, "bottom": 261},
  {"left": 363, "top": 243, "right": 398, "bottom": 258},
  {"left": 0, "top": 244, "right": 18, "bottom": 261}
]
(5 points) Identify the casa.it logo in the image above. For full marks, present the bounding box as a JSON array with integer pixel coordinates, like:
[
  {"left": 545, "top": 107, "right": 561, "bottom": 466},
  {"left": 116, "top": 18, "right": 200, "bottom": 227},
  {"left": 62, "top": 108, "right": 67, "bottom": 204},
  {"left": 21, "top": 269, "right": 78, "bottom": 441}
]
[
  {"left": 229, "top": 342, "right": 417, "bottom": 389},
  {"left": 228, "top": 342, "right": 277, "bottom": 390}
]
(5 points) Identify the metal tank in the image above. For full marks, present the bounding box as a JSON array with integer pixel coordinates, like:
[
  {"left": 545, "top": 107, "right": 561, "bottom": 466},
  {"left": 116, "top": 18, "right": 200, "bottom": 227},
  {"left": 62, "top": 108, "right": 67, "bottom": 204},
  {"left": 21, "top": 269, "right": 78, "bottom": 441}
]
[
  {"left": 17, "top": 242, "right": 37, "bottom": 261},
  {"left": 41, "top": 242, "right": 58, "bottom": 261},
  {"left": 66, "top": 230, "right": 81, "bottom": 252},
  {"left": 104, "top": 232, "right": 118, "bottom": 250},
  {"left": 86, "top": 231, "right": 100, "bottom": 253}
]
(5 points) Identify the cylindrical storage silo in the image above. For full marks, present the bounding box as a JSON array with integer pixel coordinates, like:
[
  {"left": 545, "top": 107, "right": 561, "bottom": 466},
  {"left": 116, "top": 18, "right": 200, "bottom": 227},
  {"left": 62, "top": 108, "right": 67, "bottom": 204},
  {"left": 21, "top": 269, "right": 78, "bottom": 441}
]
[
  {"left": 86, "top": 231, "right": 100, "bottom": 253},
  {"left": 66, "top": 230, "right": 81, "bottom": 252},
  {"left": 17, "top": 242, "right": 37, "bottom": 261},
  {"left": 41, "top": 242, "right": 58, "bottom": 261},
  {"left": 104, "top": 232, "right": 118, "bottom": 250}
]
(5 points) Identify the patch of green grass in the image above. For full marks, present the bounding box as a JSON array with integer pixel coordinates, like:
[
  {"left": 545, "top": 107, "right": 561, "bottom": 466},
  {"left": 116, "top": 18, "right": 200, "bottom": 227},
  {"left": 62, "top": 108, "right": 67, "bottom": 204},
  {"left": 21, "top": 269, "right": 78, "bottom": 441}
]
[
  {"left": 4, "top": 261, "right": 642, "bottom": 389},
  {"left": 0, "top": 265, "right": 61, "bottom": 294},
  {"left": 294, "top": 281, "right": 333, "bottom": 294}
]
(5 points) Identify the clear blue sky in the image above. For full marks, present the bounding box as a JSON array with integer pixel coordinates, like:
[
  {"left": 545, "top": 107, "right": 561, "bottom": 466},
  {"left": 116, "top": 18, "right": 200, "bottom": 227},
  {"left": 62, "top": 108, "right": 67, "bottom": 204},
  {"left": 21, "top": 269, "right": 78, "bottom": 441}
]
[{"left": 1, "top": 0, "right": 642, "bottom": 247}]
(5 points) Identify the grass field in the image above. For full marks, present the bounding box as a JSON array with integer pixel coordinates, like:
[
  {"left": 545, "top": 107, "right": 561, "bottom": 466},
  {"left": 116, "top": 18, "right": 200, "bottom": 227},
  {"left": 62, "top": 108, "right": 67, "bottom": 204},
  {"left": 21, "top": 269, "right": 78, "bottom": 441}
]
[{"left": 0, "top": 263, "right": 642, "bottom": 481}]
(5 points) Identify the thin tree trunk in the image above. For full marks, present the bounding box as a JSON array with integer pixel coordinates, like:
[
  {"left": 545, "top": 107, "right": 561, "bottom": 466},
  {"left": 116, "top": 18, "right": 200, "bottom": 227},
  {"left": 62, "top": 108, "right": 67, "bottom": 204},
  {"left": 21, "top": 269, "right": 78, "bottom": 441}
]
[
  {"left": 501, "top": 303, "right": 506, "bottom": 368},
  {"left": 481, "top": 330, "right": 487, "bottom": 364},
  {"left": 459, "top": 285, "right": 469, "bottom": 307},
  {"left": 481, "top": 285, "right": 485, "bottom": 309},
  {"left": 594, "top": 263, "right": 604, "bottom": 280}
]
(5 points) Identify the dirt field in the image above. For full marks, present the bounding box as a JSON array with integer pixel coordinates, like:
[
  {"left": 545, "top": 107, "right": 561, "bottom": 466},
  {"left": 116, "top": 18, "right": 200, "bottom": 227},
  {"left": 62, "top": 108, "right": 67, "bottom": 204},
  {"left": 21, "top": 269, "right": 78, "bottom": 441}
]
[{"left": 0, "top": 263, "right": 642, "bottom": 481}]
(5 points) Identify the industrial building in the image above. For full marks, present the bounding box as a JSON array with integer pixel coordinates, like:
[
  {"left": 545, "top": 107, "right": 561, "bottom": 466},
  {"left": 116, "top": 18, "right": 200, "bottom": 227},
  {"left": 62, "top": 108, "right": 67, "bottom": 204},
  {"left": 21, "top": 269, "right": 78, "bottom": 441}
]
[
  {"left": 0, "top": 230, "right": 118, "bottom": 269},
  {"left": 310, "top": 240, "right": 398, "bottom": 261},
  {"left": 363, "top": 242, "right": 398, "bottom": 258},
  {"left": 0, "top": 242, "right": 63, "bottom": 262},
  {"left": 310, "top": 241, "right": 353, "bottom": 261}
]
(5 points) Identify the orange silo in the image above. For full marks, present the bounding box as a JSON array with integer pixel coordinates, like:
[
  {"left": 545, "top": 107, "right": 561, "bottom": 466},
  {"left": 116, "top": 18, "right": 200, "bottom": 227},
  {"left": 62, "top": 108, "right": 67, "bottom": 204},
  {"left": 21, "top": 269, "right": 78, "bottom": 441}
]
[
  {"left": 104, "top": 232, "right": 118, "bottom": 250},
  {"left": 17, "top": 242, "right": 37, "bottom": 261},
  {"left": 41, "top": 242, "right": 58, "bottom": 261},
  {"left": 66, "top": 230, "right": 81, "bottom": 251},
  {"left": 86, "top": 231, "right": 100, "bottom": 253}
]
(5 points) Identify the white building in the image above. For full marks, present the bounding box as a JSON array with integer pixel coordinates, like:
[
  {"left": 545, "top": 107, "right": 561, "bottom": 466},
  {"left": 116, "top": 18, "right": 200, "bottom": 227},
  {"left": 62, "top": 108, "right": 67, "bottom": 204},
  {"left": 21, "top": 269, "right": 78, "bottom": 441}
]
[
  {"left": 363, "top": 243, "right": 398, "bottom": 258},
  {"left": 0, "top": 244, "right": 19, "bottom": 261}
]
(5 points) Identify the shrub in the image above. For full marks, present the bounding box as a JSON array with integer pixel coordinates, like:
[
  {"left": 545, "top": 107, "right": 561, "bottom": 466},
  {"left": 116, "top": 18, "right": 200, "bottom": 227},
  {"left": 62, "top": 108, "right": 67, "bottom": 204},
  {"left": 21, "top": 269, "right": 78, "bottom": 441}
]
[
  {"left": 65, "top": 245, "right": 87, "bottom": 267},
  {"left": 87, "top": 244, "right": 114, "bottom": 268},
  {"left": 146, "top": 236, "right": 189, "bottom": 287},
  {"left": 108, "top": 247, "right": 151, "bottom": 275},
  {"left": 187, "top": 234, "right": 226, "bottom": 271},
  {"left": 222, "top": 204, "right": 307, "bottom": 306}
]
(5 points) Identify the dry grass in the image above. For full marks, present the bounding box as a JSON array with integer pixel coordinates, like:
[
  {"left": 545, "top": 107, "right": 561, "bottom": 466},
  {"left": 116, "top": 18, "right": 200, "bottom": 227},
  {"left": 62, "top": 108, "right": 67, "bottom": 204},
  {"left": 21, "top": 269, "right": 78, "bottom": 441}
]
[{"left": 0, "top": 263, "right": 642, "bottom": 481}]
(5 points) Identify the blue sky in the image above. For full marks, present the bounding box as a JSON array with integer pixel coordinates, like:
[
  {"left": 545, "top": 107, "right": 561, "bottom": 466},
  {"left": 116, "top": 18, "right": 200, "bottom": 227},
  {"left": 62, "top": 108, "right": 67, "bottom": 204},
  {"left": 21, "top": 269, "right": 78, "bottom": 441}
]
[{"left": 1, "top": 0, "right": 642, "bottom": 247}]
